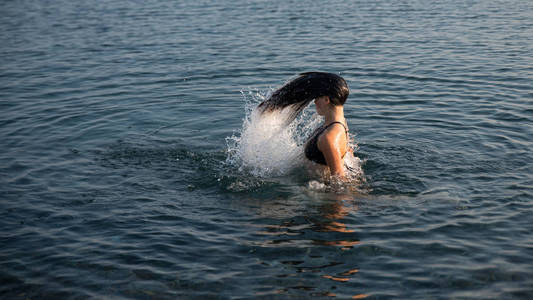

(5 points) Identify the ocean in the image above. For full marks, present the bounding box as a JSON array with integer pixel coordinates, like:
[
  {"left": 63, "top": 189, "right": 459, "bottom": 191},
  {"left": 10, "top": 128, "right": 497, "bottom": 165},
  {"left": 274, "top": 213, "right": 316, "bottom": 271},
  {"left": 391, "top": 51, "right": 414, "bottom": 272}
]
[{"left": 1, "top": 0, "right": 532, "bottom": 298}]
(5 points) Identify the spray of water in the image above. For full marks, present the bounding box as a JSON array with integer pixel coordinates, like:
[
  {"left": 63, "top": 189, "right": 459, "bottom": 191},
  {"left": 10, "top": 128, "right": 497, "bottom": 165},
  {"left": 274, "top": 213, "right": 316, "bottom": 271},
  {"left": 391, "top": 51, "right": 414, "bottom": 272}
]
[
  {"left": 226, "top": 89, "right": 316, "bottom": 177},
  {"left": 225, "top": 89, "right": 365, "bottom": 192}
]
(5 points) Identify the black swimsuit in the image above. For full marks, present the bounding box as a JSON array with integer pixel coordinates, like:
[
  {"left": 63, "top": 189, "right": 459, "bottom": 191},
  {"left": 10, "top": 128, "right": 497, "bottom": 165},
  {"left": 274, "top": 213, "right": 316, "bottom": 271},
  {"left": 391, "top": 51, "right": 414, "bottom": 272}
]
[{"left": 304, "top": 122, "right": 349, "bottom": 165}]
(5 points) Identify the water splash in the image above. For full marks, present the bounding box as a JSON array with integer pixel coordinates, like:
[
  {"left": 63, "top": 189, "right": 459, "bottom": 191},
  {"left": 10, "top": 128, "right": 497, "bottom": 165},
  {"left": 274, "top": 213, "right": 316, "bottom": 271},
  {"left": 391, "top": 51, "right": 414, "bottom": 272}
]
[{"left": 226, "top": 89, "right": 317, "bottom": 177}]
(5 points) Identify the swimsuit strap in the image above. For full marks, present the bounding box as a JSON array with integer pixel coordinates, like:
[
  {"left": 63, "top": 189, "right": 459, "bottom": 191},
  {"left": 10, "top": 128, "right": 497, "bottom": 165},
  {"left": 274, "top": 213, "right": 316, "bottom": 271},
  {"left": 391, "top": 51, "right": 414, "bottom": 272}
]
[{"left": 324, "top": 121, "right": 349, "bottom": 134}]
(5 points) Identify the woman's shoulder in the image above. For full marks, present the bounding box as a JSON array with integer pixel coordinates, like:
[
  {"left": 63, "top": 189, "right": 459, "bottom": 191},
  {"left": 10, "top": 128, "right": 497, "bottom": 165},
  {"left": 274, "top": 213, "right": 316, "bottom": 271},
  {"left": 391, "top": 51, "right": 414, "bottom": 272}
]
[
  {"left": 324, "top": 122, "right": 348, "bottom": 135},
  {"left": 319, "top": 123, "right": 347, "bottom": 143}
]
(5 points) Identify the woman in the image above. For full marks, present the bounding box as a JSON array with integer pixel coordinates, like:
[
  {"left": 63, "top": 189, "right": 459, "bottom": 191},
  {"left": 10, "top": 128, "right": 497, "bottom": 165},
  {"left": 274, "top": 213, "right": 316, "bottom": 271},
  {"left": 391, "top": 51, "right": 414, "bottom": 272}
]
[
  {"left": 256, "top": 71, "right": 351, "bottom": 179},
  {"left": 305, "top": 92, "right": 350, "bottom": 180}
]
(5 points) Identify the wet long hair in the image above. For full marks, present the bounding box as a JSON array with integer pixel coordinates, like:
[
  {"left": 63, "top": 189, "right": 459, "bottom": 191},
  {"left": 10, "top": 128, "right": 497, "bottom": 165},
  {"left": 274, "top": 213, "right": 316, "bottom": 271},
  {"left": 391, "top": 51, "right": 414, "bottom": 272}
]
[{"left": 257, "top": 72, "right": 349, "bottom": 124}]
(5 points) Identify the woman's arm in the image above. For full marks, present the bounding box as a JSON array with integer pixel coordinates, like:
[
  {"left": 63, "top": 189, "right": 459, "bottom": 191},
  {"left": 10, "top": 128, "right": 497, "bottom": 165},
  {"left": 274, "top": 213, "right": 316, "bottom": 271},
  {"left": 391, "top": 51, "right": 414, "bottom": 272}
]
[{"left": 317, "top": 126, "right": 347, "bottom": 178}]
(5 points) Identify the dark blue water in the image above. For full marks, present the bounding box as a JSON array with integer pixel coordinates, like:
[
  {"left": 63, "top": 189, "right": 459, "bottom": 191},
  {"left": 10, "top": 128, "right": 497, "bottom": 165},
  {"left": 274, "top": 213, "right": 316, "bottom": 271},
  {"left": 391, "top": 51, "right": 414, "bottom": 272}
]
[{"left": 1, "top": 0, "right": 533, "bottom": 298}]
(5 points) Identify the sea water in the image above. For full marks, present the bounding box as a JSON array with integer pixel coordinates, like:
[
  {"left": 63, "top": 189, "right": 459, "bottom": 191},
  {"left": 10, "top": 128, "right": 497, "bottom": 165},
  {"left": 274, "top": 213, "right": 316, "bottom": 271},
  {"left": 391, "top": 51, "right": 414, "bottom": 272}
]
[{"left": 1, "top": 0, "right": 532, "bottom": 298}]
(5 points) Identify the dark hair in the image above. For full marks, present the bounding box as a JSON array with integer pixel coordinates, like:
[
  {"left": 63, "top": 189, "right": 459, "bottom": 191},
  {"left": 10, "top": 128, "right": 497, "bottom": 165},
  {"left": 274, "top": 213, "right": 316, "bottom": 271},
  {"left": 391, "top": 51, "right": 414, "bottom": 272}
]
[
  {"left": 297, "top": 72, "right": 349, "bottom": 106},
  {"left": 257, "top": 71, "right": 350, "bottom": 124}
]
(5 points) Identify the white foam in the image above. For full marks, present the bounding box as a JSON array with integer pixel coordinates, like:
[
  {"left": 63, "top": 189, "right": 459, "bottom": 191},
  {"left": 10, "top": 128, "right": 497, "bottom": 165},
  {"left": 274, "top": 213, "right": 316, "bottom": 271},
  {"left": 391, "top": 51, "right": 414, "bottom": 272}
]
[{"left": 226, "top": 91, "right": 318, "bottom": 177}]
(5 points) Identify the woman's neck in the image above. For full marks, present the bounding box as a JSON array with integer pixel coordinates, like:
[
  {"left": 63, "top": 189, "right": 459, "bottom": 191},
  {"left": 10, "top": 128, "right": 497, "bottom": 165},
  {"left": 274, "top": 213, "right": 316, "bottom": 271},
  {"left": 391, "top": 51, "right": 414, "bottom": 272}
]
[{"left": 324, "top": 105, "right": 345, "bottom": 125}]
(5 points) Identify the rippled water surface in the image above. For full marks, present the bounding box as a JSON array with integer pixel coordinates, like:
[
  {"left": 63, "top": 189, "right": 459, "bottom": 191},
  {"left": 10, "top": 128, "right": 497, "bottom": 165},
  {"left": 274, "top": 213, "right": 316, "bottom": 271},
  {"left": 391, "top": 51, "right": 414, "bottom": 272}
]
[{"left": 1, "top": 0, "right": 533, "bottom": 298}]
